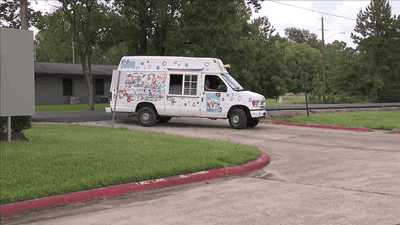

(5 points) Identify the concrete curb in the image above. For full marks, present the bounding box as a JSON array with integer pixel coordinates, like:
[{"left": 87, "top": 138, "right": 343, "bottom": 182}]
[
  {"left": 1, "top": 152, "right": 270, "bottom": 217},
  {"left": 261, "top": 120, "right": 371, "bottom": 132}
]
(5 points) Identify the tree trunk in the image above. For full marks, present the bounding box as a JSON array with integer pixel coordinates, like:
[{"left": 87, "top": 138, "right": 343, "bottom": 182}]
[
  {"left": 88, "top": 53, "right": 95, "bottom": 110},
  {"left": 20, "top": 0, "right": 28, "bottom": 29},
  {"left": 138, "top": 1, "right": 149, "bottom": 55},
  {"left": 139, "top": 20, "right": 148, "bottom": 55},
  {"left": 81, "top": 55, "right": 95, "bottom": 110}
]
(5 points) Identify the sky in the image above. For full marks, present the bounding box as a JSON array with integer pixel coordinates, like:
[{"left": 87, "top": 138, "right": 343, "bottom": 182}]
[
  {"left": 28, "top": 0, "right": 400, "bottom": 49},
  {"left": 252, "top": 0, "right": 400, "bottom": 48}
]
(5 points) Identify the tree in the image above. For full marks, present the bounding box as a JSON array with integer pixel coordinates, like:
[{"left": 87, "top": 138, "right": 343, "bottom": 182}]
[
  {"left": 248, "top": 16, "right": 275, "bottom": 41},
  {"left": 284, "top": 27, "right": 320, "bottom": 49},
  {"left": 114, "top": 0, "right": 152, "bottom": 55},
  {"left": 324, "top": 41, "right": 357, "bottom": 96},
  {"left": 181, "top": 0, "right": 252, "bottom": 57},
  {"left": 0, "top": 0, "right": 40, "bottom": 28},
  {"left": 225, "top": 16, "right": 287, "bottom": 98},
  {"left": 58, "top": 0, "right": 111, "bottom": 110},
  {"left": 113, "top": 0, "right": 266, "bottom": 56},
  {"left": 35, "top": 10, "right": 74, "bottom": 63},
  {"left": 279, "top": 42, "right": 322, "bottom": 94},
  {"left": 35, "top": 4, "right": 123, "bottom": 65},
  {"left": 351, "top": 0, "right": 400, "bottom": 102}
]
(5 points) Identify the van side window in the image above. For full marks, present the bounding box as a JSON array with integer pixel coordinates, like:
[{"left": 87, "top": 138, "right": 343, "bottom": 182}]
[
  {"left": 169, "top": 74, "right": 183, "bottom": 95},
  {"left": 205, "top": 75, "right": 226, "bottom": 92},
  {"left": 169, "top": 74, "right": 198, "bottom": 96},
  {"left": 184, "top": 74, "right": 197, "bottom": 95}
]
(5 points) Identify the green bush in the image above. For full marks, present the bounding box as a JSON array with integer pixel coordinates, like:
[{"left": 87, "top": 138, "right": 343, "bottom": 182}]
[
  {"left": 308, "top": 87, "right": 323, "bottom": 104},
  {"left": 0, "top": 116, "right": 32, "bottom": 133},
  {"left": 308, "top": 92, "right": 374, "bottom": 104},
  {"left": 0, "top": 117, "right": 6, "bottom": 132}
]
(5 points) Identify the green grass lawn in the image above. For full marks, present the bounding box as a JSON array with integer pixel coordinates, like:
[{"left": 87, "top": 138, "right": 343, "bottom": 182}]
[
  {"left": 35, "top": 103, "right": 109, "bottom": 112},
  {"left": 0, "top": 124, "right": 260, "bottom": 205},
  {"left": 269, "top": 110, "right": 400, "bottom": 130},
  {"left": 265, "top": 96, "right": 306, "bottom": 105}
]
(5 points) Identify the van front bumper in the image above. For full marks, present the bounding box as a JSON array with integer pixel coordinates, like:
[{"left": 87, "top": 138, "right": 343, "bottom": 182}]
[{"left": 250, "top": 109, "right": 267, "bottom": 118}]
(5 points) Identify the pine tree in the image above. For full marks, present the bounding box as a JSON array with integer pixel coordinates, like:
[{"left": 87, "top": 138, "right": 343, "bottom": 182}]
[{"left": 351, "top": 0, "right": 400, "bottom": 102}]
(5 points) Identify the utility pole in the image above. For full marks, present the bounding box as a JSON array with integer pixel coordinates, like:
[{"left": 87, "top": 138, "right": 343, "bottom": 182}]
[
  {"left": 321, "top": 17, "right": 327, "bottom": 104},
  {"left": 20, "top": 0, "right": 28, "bottom": 30}
]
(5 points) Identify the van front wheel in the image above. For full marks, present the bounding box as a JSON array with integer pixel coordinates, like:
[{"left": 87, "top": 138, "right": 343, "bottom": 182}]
[
  {"left": 246, "top": 118, "right": 259, "bottom": 127},
  {"left": 138, "top": 107, "right": 157, "bottom": 127},
  {"left": 157, "top": 116, "right": 172, "bottom": 123},
  {"left": 229, "top": 109, "right": 247, "bottom": 129}
]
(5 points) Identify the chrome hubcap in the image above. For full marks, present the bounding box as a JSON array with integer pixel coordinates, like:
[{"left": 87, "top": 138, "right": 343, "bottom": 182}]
[
  {"left": 232, "top": 114, "right": 240, "bottom": 124},
  {"left": 142, "top": 112, "right": 150, "bottom": 122}
]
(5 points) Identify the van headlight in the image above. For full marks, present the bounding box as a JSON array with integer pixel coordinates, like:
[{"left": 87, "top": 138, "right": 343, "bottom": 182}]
[{"left": 252, "top": 100, "right": 265, "bottom": 108}]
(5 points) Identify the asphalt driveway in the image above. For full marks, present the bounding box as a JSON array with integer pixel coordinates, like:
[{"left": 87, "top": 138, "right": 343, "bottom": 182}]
[{"left": 5, "top": 116, "right": 400, "bottom": 225}]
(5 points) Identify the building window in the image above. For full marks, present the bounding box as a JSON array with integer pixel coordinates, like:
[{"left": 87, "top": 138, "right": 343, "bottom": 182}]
[
  {"left": 63, "top": 78, "right": 73, "bottom": 96},
  {"left": 95, "top": 78, "right": 104, "bottom": 95}
]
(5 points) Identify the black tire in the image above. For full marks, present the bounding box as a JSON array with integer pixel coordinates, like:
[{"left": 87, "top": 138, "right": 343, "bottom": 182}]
[
  {"left": 137, "top": 107, "right": 157, "bottom": 127},
  {"left": 229, "top": 108, "right": 247, "bottom": 129},
  {"left": 157, "top": 116, "right": 172, "bottom": 123},
  {"left": 246, "top": 118, "right": 260, "bottom": 128}
]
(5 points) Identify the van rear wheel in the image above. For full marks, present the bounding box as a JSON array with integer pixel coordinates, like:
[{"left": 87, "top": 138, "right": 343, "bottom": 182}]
[
  {"left": 157, "top": 116, "right": 172, "bottom": 123},
  {"left": 138, "top": 107, "right": 157, "bottom": 127},
  {"left": 229, "top": 109, "right": 247, "bottom": 129}
]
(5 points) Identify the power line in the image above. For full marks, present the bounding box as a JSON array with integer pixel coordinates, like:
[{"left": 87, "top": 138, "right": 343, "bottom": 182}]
[{"left": 269, "top": 0, "right": 356, "bottom": 21}]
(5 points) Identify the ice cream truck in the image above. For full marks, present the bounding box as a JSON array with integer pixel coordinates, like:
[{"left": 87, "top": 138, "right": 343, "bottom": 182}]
[{"left": 106, "top": 56, "right": 267, "bottom": 129}]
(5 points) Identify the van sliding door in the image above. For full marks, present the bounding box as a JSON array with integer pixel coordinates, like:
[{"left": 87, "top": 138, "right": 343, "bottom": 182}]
[{"left": 165, "top": 73, "right": 201, "bottom": 117}]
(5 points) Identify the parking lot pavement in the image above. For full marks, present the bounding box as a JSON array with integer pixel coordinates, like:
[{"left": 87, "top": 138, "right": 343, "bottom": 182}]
[{"left": 4, "top": 118, "right": 400, "bottom": 225}]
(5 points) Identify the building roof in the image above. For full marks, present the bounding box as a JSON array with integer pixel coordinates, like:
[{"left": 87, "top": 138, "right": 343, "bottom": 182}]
[{"left": 35, "top": 62, "right": 117, "bottom": 76}]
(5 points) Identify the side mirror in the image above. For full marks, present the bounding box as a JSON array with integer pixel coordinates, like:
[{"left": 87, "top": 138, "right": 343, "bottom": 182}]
[{"left": 217, "top": 84, "right": 227, "bottom": 92}]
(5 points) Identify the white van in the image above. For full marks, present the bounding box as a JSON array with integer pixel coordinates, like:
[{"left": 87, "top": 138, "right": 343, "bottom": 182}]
[{"left": 106, "top": 56, "right": 267, "bottom": 129}]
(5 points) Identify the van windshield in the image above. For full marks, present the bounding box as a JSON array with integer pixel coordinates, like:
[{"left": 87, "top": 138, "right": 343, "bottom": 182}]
[{"left": 221, "top": 73, "right": 244, "bottom": 91}]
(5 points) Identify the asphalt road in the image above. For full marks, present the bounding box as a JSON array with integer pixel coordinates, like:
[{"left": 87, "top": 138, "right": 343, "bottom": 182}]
[
  {"left": 265, "top": 102, "right": 400, "bottom": 111},
  {"left": 4, "top": 116, "right": 400, "bottom": 225},
  {"left": 31, "top": 103, "right": 400, "bottom": 123}
]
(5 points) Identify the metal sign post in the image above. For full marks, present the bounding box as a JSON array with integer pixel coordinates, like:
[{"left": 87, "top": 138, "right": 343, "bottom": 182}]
[
  {"left": 7, "top": 116, "right": 11, "bottom": 142},
  {"left": 300, "top": 74, "right": 309, "bottom": 117},
  {"left": 111, "top": 71, "right": 121, "bottom": 129}
]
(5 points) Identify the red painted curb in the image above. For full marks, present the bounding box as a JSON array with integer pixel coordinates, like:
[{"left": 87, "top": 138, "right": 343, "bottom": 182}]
[
  {"left": 393, "top": 130, "right": 400, "bottom": 134},
  {"left": 0, "top": 152, "right": 270, "bottom": 217},
  {"left": 260, "top": 120, "right": 370, "bottom": 132}
]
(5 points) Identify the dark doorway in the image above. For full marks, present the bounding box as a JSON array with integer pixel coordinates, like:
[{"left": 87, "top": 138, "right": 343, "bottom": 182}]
[{"left": 63, "top": 78, "right": 73, "bottom": 96}]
